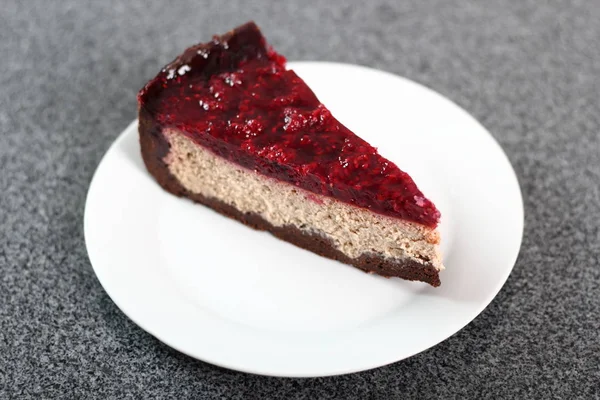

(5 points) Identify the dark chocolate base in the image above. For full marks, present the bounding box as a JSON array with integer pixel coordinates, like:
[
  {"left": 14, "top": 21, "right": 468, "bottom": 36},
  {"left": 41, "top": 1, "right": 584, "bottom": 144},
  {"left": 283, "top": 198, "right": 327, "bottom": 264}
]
[{"left": 139, "top": 109, "right": 441, "bottom": 287}]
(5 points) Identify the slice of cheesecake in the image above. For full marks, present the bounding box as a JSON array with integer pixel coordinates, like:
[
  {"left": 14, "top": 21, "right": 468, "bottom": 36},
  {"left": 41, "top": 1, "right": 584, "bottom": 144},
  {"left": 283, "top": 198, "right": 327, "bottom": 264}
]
[{"left": 138, "top": 22, "right": 444, "bottom": 286}]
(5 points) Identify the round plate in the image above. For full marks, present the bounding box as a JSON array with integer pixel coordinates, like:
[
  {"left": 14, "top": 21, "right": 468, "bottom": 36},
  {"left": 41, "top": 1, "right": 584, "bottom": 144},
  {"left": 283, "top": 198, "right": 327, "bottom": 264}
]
[{"left": 84, "top": 62, "right": 523, "bottom": 377}]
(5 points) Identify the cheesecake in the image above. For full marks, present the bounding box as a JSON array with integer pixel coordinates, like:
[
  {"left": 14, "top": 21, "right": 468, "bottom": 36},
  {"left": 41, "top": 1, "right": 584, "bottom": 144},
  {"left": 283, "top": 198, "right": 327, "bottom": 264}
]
[{"left": 138, "top": 22, "right": 444, "bottom": 286}]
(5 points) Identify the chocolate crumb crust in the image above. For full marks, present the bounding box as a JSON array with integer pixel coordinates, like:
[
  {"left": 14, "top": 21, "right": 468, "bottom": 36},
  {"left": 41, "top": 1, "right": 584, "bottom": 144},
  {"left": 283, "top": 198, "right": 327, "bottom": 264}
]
[{"left": 139, "top": 108, "right": 441, "bottom": 287}]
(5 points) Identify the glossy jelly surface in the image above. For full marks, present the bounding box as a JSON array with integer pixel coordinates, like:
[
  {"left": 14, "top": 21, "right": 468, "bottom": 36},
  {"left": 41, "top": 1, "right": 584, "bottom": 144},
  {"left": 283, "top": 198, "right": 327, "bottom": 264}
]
[{"left": 139, "top": 23, "right": 440, "bottom": 226}]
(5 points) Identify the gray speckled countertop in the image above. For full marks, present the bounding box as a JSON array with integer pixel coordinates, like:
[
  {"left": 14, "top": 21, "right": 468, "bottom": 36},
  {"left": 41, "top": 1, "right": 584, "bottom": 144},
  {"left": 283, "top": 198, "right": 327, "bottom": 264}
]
[{"left": 1, "top": 1, "right": 599, "bottom": 398}]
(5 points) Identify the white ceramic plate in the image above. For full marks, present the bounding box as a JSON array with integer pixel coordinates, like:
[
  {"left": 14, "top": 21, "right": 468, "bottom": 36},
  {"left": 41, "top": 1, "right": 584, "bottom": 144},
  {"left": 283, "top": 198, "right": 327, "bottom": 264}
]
[{"left": 85, "top": 62, "right": 523, "bottom": 377}]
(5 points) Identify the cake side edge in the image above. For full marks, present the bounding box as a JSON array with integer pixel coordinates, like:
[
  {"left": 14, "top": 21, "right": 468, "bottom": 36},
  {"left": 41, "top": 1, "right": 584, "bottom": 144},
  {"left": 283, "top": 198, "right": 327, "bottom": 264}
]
[{"left": 138, "top": 112, "right": 441, "bottom": 287}]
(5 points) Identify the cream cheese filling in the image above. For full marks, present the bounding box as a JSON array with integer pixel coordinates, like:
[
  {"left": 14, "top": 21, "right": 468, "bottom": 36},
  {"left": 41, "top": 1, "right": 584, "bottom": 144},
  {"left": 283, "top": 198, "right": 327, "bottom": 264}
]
[{"left": 164, "top": 129, "right": 443, "bottom": 270}]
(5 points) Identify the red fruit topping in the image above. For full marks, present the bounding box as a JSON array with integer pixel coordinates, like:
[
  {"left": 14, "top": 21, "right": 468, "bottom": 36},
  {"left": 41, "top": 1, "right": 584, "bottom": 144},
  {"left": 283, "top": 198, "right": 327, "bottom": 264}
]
[{"left": 139, "top": 22, "right": 440, "bottom": 226}]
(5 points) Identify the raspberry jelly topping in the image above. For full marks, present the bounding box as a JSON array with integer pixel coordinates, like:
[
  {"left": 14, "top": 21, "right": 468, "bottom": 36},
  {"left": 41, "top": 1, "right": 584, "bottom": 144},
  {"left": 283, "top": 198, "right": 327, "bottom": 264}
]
[{"left": 138, "top": 22, "right": 440, "bottom": 227}]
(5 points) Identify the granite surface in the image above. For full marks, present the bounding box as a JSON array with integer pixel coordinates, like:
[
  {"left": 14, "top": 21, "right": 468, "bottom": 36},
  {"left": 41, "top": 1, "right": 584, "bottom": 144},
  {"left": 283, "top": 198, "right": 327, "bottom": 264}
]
[{"left": 1, "top": 0, "right": 599, "bottom": 398}]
